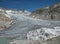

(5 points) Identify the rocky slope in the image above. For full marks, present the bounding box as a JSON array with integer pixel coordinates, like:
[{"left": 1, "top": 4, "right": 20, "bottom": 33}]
[
  {"left": 30, "top": 2, "right": 60, "bottom": 20},
  {"left": 0, "top": 8, "right": 15, "bottom": 30}
]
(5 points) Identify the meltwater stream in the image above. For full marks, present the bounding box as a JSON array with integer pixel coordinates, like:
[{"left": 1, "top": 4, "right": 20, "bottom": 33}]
[{"left": 0, "top": 13, "right": 60, "bottom": 40}]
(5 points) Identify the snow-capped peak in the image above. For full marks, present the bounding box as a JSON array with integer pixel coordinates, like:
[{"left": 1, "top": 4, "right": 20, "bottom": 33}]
[{"left": 6, "top": 10, "right": 13, "bottom": 13}]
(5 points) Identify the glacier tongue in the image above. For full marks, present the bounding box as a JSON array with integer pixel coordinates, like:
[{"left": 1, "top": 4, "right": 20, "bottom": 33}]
[{"left": 27, "top": 26, "right": 60, "bottom": 41}]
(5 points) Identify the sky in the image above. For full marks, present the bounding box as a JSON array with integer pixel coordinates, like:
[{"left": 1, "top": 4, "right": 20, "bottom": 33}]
[{"left": 0, "top": 0, "right": 60, "bottom": 11}]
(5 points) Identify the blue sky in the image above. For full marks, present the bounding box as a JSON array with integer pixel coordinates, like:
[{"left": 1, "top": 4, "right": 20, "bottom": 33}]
[{"left": 0, "top": 0, "right": 60, "bottom": 11}]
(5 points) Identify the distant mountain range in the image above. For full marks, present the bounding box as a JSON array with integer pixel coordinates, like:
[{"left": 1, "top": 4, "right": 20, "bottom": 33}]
[{"left": 0, "top": 8, "right": 31, "bottom": 15}]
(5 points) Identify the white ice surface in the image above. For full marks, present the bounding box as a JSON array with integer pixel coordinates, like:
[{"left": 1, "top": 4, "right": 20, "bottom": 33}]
[
  {"left": 0, "top": 12, "right": 60, "bottom": 40},
  {"left": 27, "top": 27, "right": 60, "bottom": 41}
]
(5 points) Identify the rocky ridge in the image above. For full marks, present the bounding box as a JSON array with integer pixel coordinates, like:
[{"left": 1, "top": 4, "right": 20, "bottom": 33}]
[{"left": 30, "top": 2, "right": 60, "bottom": 20}]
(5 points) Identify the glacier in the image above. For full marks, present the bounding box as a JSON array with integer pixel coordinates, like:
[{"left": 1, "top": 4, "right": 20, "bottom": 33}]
[{"left": 0, "top": 10, "right": 60, "bottom": 41}]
